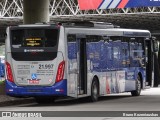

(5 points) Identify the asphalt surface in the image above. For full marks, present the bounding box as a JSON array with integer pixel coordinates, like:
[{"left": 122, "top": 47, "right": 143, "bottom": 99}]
[
  {"left": 0, "top": 88, "right": 160, "bottom": 120},
  {"left": 0, "top": 95, "right": 35, "bottom": 106},
  {"left": 1, "top": 88, "right": 160, "bottom": 110},
  {"left": 0, "top": 79, "right": 35, "bottom": 106}
]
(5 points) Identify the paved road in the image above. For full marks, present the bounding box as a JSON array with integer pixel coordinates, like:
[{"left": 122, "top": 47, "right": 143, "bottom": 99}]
[{"left": 0, "top": 88, "right": 160, "bottom": 120}]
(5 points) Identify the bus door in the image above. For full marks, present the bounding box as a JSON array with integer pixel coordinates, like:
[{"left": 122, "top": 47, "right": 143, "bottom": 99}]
[
  {"left": 145, "top": 39, "right": 153, "bottom": 86},
  {"left": 67, "top": 34, "right": 78, "bottom": 98},
  {"left": 77, "top": 35, "right": 87, "bottom": 95}
]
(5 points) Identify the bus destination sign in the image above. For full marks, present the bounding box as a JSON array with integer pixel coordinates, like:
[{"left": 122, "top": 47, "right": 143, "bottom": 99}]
[{"left": 26, "top": 38, "right": 42, "bottom": 47}]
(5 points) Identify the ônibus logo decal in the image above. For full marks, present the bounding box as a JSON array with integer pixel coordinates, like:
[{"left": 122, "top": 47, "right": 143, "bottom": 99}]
[{"left": 1, "top": 112, "right": 42, "bottom": 118}]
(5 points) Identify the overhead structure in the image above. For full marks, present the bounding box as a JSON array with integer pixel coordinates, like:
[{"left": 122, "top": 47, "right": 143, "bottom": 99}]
[
  {"left": 23, "top": 0, "right": 49, "bottom": 24},
  {"left": 1, "top": 0, "right": 160, "bottom": 17},
  {"left": 0, "top": 0, "right": 160, "bottom": 32}
]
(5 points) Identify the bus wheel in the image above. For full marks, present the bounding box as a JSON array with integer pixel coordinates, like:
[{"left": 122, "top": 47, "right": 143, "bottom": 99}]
[
  {"left": 34, "top": 96, "right": 55, "bottom": 104},
  {"left": 90, "top": 78, "right": 99, "bottom": 102},
  {"left": 131, "top": 75, "right": 141, "bottom": 96}
]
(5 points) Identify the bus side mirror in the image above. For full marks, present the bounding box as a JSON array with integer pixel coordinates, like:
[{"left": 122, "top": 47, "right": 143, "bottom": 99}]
[{"left": 153, "top": 40, "right": 159, "bottom": 53}]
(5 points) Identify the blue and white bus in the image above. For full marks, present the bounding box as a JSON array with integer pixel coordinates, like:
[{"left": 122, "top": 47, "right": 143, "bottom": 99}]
[{"left": 5, "top": 22, "right": 155, "bottom": 103}]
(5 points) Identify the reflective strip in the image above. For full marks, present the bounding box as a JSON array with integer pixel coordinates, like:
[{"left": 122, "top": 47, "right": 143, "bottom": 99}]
[
  {"left": 108, "top": 0, "right": 121, "bottom": 8},
  {"left": 117, "top": 0, "right": 129, "bottom": 8},
  {"left": 99, "top": 0, "right": 112, "bottom": 9}
]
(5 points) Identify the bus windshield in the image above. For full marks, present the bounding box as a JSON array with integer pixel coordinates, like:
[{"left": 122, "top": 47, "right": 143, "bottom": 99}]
[
  {"left": 10, "top": 27, "right": 59, "bottom": 61},
  {"left": 11, "top": 28, "right": 59, "bottom": 48}
]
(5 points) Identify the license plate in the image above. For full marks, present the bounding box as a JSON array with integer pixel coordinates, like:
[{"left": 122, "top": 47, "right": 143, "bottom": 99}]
[{"left": 29, "top": 80, "right": 39, "bottom": 84}]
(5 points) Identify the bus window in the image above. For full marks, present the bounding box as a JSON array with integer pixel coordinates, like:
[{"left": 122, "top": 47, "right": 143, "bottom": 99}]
[
  {"left": 86, "top": 35, "right": 102, "bottom": 71},
  {"left": 10, "top": 28, "right": 59, "bottom": 61},
  {"left": 112, "top": 40, "right": 121, "bottom": 69},
  {"left": 12, "top": 30, "right": 23, "bottom": 48},
  {"left": 67, "top": 34, "right": 77, "bottom": 59},
  {"left": 11, "top": 29, "right": 58, "bottom": 48},
  {"left": 113, "top": 47, "right": 119, "bottom": 60},
  {"left": 130, "top": 38, "right": 145, "bottom": 67},
  {"left": 121, "top": 42, "right": 129, "bottom": 68}
]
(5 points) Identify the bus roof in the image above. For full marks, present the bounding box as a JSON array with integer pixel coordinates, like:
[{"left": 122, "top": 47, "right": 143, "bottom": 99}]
[
  {"left": 18, "top": 24, "right": 51, "bottom": 27},
  {"left": 12, "top": 22, "right": 150, "bottom": 38},
  {"left": 65, "top": 27, "right": 151, "bottom": 38}
]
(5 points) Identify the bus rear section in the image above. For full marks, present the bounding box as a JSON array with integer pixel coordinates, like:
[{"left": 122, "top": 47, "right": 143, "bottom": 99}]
[{"left": 5, "top": 25, "right": 67, "bottom": 97}]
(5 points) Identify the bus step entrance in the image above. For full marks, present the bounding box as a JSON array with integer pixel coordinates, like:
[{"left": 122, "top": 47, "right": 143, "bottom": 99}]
[{"left": 78, "top": 87, "right": 84, "bottom": 95}]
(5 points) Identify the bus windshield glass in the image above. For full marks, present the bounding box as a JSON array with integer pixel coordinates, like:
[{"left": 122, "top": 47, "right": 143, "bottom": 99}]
[
  {"left": 10, "top": 27, "right": 59, "bottom": 61},
  {"left": 11, "top": 28, "right": 59, "bottom": 48}
]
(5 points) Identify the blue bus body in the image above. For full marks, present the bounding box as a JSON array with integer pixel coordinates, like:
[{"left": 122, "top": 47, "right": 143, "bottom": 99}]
[{"left": 5, "top": 23, "right": 153, "bottom": 102}]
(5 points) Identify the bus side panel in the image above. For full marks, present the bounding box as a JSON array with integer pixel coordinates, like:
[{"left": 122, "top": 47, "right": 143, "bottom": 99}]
[
  {"left": 5, "top": 79, "right": 67, "bottom": 97},
  {"left": 125, "top": 67, "right": 146, "bottom": 92},
  {"left": 126, "top": 41, "right": 140, "bottom": 91},
  {"left": 137, "top": 68, "right": 146, "bottom": 89},
  {"left": 87, "top": 40, "right": 127, "bottom": 95},
  {"left": 125, "top": 70, "right": 136, "bottom": 91}
]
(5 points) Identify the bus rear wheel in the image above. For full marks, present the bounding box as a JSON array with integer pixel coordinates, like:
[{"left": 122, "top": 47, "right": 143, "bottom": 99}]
[
  {"left": 89, "top": 78, "right": 99, "bottom": 102},
  {"left": 34, "top": 96, "right": 55, "bottom": 104},
  {"left": 131, "top": 75, "right": 141, "bottom": 96}
]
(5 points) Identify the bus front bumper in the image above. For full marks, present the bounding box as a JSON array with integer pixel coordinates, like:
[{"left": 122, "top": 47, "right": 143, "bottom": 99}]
[{"left": 5, "top": 79, "right": 67, "bottom": 97}]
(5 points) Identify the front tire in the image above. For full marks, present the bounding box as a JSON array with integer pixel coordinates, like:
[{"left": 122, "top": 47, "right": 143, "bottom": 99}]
[
  {"left": 131, "top": 75, "right": 141, "bottom": 96},
  {"left": 90, "top": 78, "right": 99, "bottom": 102}
]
